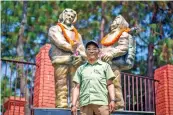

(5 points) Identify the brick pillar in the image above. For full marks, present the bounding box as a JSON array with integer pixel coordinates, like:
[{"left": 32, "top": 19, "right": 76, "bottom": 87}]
[
  {"left": 154, "top": 64, "right": 173, "bottom": 115},
  {"left": 3, "top": 96, "right": 26, "bottom": 115},
  {"left": 33, "top": 44, "right": 55, "bottom": 108}
]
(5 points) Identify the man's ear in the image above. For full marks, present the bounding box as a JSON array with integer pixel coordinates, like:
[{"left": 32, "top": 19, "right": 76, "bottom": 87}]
[{"left": 85, "top": 50, "right": 87, "bottom": 54}]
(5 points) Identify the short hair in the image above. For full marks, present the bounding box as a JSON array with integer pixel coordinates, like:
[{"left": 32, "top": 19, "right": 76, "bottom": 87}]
[{"left": 58, "top": 8, "right": 77, "bottom": 24}]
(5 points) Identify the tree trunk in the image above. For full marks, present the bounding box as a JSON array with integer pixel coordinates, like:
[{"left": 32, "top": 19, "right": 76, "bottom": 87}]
[
  {"left": 17, "top": 3, "right": 25, "bottom": 97},
  {"left": 99, "top": 1, "right": 106, "bottom": 45},
  {"left": 152, "top": 2, "right": 159, "bottom": 23},
  {"left": 147, "top": 1, "right": 158, "bottom": 78},
  {"left": 146, "top": 43, "right": 154, "bottom": 111},
  {"left": 147, "top": 43, "right": 154, "bottom": 78},
  {"left": 16, "top": 1, "right": 30, "bottom": 115}
]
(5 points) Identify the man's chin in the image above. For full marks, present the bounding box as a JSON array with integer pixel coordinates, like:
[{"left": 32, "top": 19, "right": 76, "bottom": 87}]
[
  {"left": 88, "top": 57, "right": 97, "bottom": 60},
  {"left": 64, "top": 21, "right": 72, "bottom": 26},
  {"left": 88, "top": 56, "right": 95, "bottom": 58}
]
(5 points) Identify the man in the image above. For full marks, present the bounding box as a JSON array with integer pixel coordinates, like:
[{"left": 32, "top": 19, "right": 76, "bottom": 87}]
[
  {"left": 48, "top": 8, "right": 86, "bottom": 108},
  {"left": 100, "top": 15, "right": 136, "bottom": 110},
  {"left": 71, "top": 40, "right": 116, "bottom": 115}
]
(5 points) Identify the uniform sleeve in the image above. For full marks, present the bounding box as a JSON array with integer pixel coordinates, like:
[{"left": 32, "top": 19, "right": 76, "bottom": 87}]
[
  {"left": 73, "top": 67, "right": 81, "bottom": 84},
  {"left": 105, "top": 64, "right": 115, "bottom": 80}
]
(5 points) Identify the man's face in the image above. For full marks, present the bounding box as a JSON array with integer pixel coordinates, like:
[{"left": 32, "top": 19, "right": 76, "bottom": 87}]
[
  {"left": 86, "top": 44, "right": 99, "bottom": 61},
  {"left": 64, "top": 11, "right": 75, "bottom": 26}
]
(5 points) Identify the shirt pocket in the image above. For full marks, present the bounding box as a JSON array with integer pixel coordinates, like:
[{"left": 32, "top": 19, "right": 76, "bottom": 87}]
[
  {"left": 80, "top": 68, "right": 92, "bottom": 81},
  {"left": 93, "top": 69, "right": 107, "bottom": 85}
]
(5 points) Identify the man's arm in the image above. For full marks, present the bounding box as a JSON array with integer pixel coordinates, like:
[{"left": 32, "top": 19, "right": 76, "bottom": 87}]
[
  {"left": 48, "top": 25, "right": 73, "bottom": 52},
  {"left": 106, "top": 64, "right": 116, "bottom": 100},
  {"left": 109, "top": 32, "right": 129, "bottom": 58},
  {"left": 102, "top": 32, "right": 129, "bottom": 62},
  {"left": 77, "top": 34, "right": 87, "bottom": 60},
  {"left": 71, "top": 83, "right": 80, "bottom": 115},
  {"left": 72, "top": 83, "right": 80, "bottom": 106},
  {"left": 72, "top": 67, "right": 81, "bottom": 106},
  {"left": 107, "top": 80, "right": 115, "bottom": 101},
  {"left": 71, "top": 67, "right": 81, "bottom": 114},
  {"left": 107, "top": 79, "right": 116, "bottom": 112},
  {"left": 105, "top": 64, "right": 116, "bottom": 112},
  {"left": 72, "top": 34, "right": 87, "bottom": 66}
]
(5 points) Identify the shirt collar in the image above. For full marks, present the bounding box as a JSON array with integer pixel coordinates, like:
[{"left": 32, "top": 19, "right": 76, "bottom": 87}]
[{"left": 86, "top": 59, "right": 103, "bottom": 65}]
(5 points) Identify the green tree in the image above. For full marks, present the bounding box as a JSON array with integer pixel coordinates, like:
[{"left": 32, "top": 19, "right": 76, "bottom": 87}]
[
  {"left": 118, "top": 1, "right": 173, "bottom": 76},
  {"left": 154, "top": 38, "right": 173, "bottom": 66},
  {"left": 1, "top": 76, "right": 11, "bottom": 105}
]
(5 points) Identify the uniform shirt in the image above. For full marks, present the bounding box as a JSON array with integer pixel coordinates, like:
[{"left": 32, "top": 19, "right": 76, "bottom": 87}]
[{"left": 73, "top": 60, "right": 115, "bottom": 107}]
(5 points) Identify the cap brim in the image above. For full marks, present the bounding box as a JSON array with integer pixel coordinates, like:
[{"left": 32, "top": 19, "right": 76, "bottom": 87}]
[{"left": 85, "top": 41, "right": 99, "bottom": 48}]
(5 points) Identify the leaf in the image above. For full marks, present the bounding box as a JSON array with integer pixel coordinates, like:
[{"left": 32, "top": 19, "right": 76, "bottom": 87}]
[{"left": 150, "top": 24, "right": 157, "bottom": 30}]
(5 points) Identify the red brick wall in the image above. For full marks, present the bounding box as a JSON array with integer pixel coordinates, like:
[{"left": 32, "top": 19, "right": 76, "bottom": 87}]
[
  {"left": 33, "top": 44, "right": 55, "bottom": 108},
  {"left": 3, "top": 97, "right": 26, "bottom": 115},
  {"left": 154, "top": 64, "right": 173, "bottom": 115}
]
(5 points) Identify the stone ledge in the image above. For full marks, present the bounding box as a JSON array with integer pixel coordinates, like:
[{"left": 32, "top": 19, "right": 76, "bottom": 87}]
[{"left": 33, "top": 108, "right": 155, "bottom": 115}]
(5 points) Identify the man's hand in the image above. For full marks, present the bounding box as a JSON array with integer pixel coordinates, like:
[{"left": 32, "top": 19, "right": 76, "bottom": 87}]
[
  {"left": 71, "top": 106, "right": 77, "bottom": 115},
  {"left": 72, "top": 55, "right": 83, "bottom": 66},
  {"left": 109, "top": 101, "right": 115, "bottom": 112},
  {"left": 101, "top": 53, "right": 113, "bottom": 62}
]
